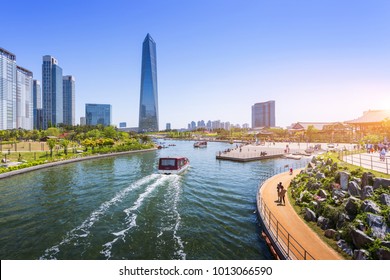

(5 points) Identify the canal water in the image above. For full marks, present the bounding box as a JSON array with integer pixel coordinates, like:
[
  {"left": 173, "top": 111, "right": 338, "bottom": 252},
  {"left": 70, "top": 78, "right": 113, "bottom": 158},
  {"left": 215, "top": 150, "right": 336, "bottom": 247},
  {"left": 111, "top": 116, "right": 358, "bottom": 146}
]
[{"left": 0, "top": 140, "right": 305, "bottom": 260}]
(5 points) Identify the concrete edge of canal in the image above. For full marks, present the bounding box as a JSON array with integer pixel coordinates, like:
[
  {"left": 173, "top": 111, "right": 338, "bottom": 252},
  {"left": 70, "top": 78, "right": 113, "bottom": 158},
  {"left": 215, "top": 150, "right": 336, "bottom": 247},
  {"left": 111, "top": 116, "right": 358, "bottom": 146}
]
[{"left": 0, "top": 148, "right": 157, "bottom": 180}]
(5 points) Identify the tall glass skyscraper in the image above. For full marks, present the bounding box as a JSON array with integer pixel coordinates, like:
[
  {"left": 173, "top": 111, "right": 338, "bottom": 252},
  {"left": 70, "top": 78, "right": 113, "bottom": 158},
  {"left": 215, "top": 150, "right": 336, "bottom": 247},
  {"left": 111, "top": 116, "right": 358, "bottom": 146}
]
[
  {"left": 42, "top": 55, "right": 63, "bottom": 129},
  {"left": 63, "top": 75, "right": 75, "bottom": 126},
  {"left": 138, "top": 33, "right": 159, "bottom": 132},
  {"left": 85, "top": 103, "right": 111, "bottom": 126},
  {"left": 16, "top": 66, "right": 33, "bottom": 130},
  {"left": 33, "top": 80, "right": 42, "bottom": 129},
  {"left": 0, "top": 48, "right": 17, "bottom": 130},
  {"left": 252, "top": 100, "right": 276, "bottom": 128}
]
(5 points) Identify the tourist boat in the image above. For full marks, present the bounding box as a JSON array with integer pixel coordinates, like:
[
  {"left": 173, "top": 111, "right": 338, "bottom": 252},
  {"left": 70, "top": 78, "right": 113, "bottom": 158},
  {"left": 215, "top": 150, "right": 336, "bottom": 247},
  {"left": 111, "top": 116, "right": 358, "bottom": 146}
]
[
  {"left": 158, "top": 157, "right": 190, "bottom": 175},
  {"left": 194, "top": 141, "right": 207, "bottom": 148}
]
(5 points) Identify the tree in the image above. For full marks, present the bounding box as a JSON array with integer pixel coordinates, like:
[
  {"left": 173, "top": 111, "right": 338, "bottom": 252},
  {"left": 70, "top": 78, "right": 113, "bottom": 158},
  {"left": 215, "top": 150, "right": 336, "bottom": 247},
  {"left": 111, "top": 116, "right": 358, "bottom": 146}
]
[
  {"left": 47, "top": 138, "right": 57, "bottom": 157},
  {"left": 60, "top": 139, "right": 70, "bottom": 155},
  {"left": 103, "top": 126, "right": 117, "bottom": 139},
  {"left": 46, "top": 127, "right": 60, "bottom": 137},
  {"left": 86, "top": 129, "right": 101, "bottom": 139}
]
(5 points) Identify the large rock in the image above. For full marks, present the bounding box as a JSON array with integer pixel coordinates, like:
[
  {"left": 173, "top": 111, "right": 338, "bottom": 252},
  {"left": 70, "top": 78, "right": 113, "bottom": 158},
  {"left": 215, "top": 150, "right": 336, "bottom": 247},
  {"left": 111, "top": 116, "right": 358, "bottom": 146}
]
[
  {"left": 337, "top": 239, "right": 353, "bottom": 256},
  {"left": 366, "top": 213, "right": 389, "bottom": 239},
  {"left": 307, "top": 182, "right": 321, "bottom": 191},
  {"left": 340, "top": 172, "right": 350, "bottom": 190},
  {"left": 316, "top": 172, "right": 325, "bottom": 180},
  {"left": 376, "top": 248, "right": 390, "bottom": 260},
  {"left": 348, "top": 181, "right": 361, "bottom": 197},
  {"left": 324, "top": 229, "right": 338, "bottom": 239},
  {"left": 304, "top": 208, "right": 317, "bottom": 222},
  {"left": 353, "top": 249, "right": 370, "bottom": 260},
  {"left": 345, "top": 197, "right": 361, "bottom": 216},
  {"left": 350, "top": 228, "right": 374, "bottom": 249},
  {"left": 361, "top": 200, "right": 381, "bottom": 214},
  {"left": 332, "top": 189, "right": 347, "bottom": 200},
  {"left": 361, "top": 186, "right": 374, "bottom": 200},
  {"left": 318, "top": 189, "right": 328, "bottom": 199},
  {"left": 362, "top": 172, "right": 374, "bottom": 187},
  {"left": 373, "top": 178, "right": 390, "bottom": 190},
  {"left": 317, "top": 216, "right": 331, "bottom": 230},
  {"left": 379, "top": 193, "right": 390, "bottom": 206},
  {"left": 336, "top": 213, "right": 350, "bottom": 229}
]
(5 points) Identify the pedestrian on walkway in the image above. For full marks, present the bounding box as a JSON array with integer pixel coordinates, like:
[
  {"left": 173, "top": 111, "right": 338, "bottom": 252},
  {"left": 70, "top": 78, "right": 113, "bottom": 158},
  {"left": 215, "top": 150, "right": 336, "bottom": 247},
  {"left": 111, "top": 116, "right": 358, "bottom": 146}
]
[
  {"left": 380, "top": 148, "right": 386, "bottom": 161},
  {"left": 289, "top": 167, "right": 293, "bottom": 175},
  {"left": 276, "top": 182, "right": 281, "bottom": 202},
  {"left": 279, "top": 183, "right": 286, "bottom": 205}
]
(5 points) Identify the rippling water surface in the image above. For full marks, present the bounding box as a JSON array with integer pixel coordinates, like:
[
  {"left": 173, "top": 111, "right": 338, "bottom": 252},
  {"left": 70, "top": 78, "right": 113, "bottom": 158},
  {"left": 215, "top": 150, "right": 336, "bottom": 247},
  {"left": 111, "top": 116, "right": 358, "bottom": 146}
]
[{"left": 0, "top": 140, "right": 303, "bottom": 260}]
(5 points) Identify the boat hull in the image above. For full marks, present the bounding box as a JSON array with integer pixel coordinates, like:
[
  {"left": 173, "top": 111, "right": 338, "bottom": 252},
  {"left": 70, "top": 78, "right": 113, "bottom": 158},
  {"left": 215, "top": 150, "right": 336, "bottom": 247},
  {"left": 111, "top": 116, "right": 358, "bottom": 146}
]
[{"left": 158, "top": 164, "right": 189, "bottom": 175}]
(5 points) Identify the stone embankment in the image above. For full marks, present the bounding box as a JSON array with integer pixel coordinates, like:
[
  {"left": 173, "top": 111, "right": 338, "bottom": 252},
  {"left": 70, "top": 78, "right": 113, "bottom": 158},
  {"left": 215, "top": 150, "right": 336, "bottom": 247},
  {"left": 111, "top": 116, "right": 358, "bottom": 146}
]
[{"left": 290, "top": 156, "right": 390, "bottom": 260}]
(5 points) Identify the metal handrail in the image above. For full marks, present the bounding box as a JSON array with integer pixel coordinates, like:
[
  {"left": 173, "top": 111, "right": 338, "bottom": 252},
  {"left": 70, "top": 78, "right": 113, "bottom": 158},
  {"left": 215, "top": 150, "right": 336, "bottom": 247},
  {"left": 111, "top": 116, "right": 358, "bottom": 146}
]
[
  {"left": 256, "top": 160, "right": 315, "bottom": 260},
  {"left": 339, "top": 150, "right": 390, "bottom": 174}
]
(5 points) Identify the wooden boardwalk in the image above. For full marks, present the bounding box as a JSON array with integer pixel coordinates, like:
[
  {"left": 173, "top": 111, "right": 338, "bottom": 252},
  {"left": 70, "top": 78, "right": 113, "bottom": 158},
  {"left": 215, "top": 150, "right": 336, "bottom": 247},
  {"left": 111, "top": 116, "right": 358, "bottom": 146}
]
[{"left": 257, "top": 170, "right": 342, "bottom": 260}]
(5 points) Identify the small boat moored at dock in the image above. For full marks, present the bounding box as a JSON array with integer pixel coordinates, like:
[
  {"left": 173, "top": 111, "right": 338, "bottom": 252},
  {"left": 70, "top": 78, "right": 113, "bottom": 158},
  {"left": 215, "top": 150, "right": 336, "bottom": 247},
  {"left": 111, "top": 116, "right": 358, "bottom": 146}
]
[
  {"left": 194, "top": 141, "right": 207, "bottom": 148},
  {"left": 158, "top": 157, "right": 190, "bottom": 175}
]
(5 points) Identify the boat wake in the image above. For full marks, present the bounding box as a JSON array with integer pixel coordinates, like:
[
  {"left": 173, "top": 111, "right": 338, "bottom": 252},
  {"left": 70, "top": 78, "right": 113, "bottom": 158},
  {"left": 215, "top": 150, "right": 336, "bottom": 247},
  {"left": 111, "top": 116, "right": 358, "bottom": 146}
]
[
  {"left": 100, "top": 174, "right": 186, "bottom": 259},
  {"left": 40, "top": 174, "right": 159, "bottom": 260},
  {"left": 100, "top": 175, "right": 171, "bottom": 258}
]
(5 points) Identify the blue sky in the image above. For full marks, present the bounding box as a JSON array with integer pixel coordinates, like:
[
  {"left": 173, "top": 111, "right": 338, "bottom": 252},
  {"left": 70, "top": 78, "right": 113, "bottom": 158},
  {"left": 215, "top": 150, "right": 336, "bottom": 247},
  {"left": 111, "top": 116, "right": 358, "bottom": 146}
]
[{"left": 2, "top": 0, "right": 390, "bottom": 129}]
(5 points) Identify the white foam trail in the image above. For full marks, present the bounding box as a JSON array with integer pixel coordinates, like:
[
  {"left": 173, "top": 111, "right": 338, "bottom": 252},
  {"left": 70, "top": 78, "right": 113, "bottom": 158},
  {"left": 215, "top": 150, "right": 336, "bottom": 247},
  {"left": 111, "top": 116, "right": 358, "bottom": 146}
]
[
  {"left": 40, "top": 174, "right": 159, "bottom": 260},
  {"left": 100, "top": 175, "right": 170, "bottom": 259},
  {"left": 170, "top": 176, "right": 186, "bottom": 260}
]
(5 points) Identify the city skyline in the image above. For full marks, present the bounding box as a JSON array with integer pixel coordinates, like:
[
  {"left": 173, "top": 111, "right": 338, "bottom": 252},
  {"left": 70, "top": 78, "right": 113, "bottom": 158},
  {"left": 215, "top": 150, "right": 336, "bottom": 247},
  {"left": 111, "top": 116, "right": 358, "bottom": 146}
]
[{"left": 2, "top": 0, "right": 390, "bottom": 130}]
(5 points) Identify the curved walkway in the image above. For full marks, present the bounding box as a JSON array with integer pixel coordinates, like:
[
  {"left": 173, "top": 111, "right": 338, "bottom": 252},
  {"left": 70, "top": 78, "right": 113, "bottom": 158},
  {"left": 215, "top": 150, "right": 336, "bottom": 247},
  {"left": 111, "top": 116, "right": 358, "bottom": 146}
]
[{"left": 258, "top": 170, "right": 342, "bottom": 260}]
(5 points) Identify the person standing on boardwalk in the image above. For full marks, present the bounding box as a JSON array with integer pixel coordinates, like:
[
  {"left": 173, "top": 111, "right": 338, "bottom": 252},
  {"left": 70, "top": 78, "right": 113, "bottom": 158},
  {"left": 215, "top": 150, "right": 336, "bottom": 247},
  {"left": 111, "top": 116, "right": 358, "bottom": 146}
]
[
  {"left": 279, "top": 183, "right": 286, "bottom": 205},
  {"left": 276, "top": 182, "right": 282, "bottom": 202},
  {"left": 289, "top": 167, "right": 293, "bottom": 175}
]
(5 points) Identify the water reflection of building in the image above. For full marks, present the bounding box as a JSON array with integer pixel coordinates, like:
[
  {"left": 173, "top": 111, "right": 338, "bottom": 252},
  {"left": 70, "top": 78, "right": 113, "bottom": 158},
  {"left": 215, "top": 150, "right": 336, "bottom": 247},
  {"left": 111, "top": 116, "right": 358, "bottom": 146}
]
[{"left": 138, "top": 34, "right": 159, "bottom": 133}]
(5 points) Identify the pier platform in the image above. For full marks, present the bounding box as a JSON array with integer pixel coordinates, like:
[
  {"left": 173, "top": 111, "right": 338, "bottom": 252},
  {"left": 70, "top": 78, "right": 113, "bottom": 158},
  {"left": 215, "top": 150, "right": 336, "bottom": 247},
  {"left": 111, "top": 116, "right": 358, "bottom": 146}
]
[{"left": 216, "top": 143, "right": 308, "bottom": 162}]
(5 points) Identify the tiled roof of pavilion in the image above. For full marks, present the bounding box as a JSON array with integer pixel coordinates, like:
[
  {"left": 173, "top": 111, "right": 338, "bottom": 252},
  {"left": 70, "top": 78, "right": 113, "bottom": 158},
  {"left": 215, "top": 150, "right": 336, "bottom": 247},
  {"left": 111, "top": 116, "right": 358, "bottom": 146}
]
[{"left": 345, "top": 110, "right": 390, "bottom": 124}]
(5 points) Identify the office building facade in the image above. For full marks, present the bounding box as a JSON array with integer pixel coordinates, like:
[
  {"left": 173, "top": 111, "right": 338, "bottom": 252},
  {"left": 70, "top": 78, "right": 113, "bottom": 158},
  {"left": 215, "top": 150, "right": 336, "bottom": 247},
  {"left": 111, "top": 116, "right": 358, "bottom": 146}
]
[
  {"left": 16, "top": 66, "right": 33, "bottom": 130},
  {"left": 252, "top": 100, "right": 275, "bottom": 128},
  {"left": 63, "top": 75, "right": 75, "bottom": 126},
  {"left": 42, "top": 55, "right": 63, "bottom": 129},
  {"left": 85, "top": 103, "right": 111, "bottom": 126},
  {"left": 0, "top": 48, "right": 17, "bottom": 130},
  {"left": 138, "top": 33, "right": 159, "bottom": 132},
  {"left": 33, "top": 80, "right": 42, "bottom": 129}
]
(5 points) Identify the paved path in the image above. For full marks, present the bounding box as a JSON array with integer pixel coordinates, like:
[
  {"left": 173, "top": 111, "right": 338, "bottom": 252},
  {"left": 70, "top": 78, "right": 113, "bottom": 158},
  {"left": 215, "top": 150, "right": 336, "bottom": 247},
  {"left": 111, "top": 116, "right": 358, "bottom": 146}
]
[
  {"left": 342, "top": 152, "right": 390, "bottom": 174},
  {"left": 259, "top": 170, "right": 342, "bottom": 260}
]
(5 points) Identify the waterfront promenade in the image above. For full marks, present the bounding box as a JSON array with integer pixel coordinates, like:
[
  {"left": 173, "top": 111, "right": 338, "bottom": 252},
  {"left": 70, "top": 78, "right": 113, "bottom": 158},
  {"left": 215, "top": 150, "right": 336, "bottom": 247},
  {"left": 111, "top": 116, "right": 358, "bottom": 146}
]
[{"left": 258, "top": 170, "right": 342, "bottom": 260}]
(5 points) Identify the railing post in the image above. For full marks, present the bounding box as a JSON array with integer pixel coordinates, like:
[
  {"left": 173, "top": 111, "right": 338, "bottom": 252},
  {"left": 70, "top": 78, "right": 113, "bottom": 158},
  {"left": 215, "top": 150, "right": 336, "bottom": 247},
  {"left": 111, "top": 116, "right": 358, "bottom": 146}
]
[
  {"left": 276, "top": 221, "right": 279, "bottom": 240},
  {"left": 387, "top": 157, "right": 389, "bottom": 174},
  {"left": 287, "top": 233, "right": 290, "bottom": 258},
  {"left": 371, "top": 155, "right": 373, "bottom": 169}
]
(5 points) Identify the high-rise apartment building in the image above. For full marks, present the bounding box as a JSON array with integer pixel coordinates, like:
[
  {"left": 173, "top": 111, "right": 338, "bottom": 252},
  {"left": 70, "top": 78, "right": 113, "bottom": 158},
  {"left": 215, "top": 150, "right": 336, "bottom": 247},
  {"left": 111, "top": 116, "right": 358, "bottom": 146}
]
[
  {"left": 85, "top": 103, "right": 111, "bottom": 126},
  {"left": 1, "top": 48, "right": 34, "bottom": 130},
  {"left": 16, "top": 66, "right": 33, "bottom": 130},
  {"left": 251, "top": 100, "right": 276, "bottom": 128},
  {"left": 33, "top": 80, "right": 42, "bottom": 129},
  {"left": 42, "top": 55, "right": 63, "bottom": 129},
  {"left": 138, "top": 33, "right": 159, "bottom": 132},
  {"left": 63, "top": 75, "right": 75, "bottom": 126},
  {"left": 0, "top": 48, "right": 17, "bottom": 130}
]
